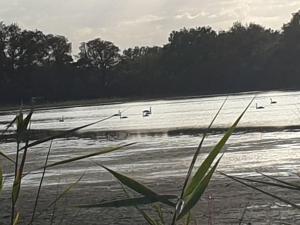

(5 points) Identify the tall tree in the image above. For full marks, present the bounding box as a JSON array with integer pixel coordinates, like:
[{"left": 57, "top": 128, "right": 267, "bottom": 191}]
[
  {"left": 77, "top": 38, "right": 120, "bottom": 89},
  {"left": 4, "top": 23, "right": 22, "bottom": 72},
  {"left": 45, "top": 34, "right": 73, "bottom": 66}
]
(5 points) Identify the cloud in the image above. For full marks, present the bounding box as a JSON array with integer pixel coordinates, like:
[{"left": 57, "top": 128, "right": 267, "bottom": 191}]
[
  {"left": 175, "top": 11, "right": 208, "bottom": 20},
  {"left": 0, "top": 0, "right": 300, "bottom": 53},
  {"left": 120, "top": 15, "right": 165, "bottom": 26}
]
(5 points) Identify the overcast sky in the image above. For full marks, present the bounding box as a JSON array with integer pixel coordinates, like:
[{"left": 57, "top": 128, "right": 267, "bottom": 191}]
[{"left": 1, "top": 0, "right": 300, "bottom": 53}]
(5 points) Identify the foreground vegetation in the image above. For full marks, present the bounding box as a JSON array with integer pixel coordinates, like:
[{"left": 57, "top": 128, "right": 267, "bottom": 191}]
[
  {"left": 1, "top": 11, "right": 300, "bottom": 104},
  {"left": 0, "top": 100, "right": 299, "bottom": 224}
]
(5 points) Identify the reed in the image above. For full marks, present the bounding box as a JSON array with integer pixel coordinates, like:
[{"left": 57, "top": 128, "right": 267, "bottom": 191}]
[{"left": 0, "top": 98, "right": 298, "bottom": 225}]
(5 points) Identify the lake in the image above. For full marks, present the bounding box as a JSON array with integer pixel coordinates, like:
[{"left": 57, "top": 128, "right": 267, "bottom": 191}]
[{"left": 0, "top": 91, "right": 299, "bottom": 225}]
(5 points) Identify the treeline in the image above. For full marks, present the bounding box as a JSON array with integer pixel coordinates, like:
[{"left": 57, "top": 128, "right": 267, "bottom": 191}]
[{"left": 1, "top": 11, "right": 300, "bottom": 104}]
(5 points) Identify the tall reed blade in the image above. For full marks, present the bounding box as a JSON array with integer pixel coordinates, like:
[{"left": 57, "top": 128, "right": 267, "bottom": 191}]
[
  {"left": 0, "top": 166, "right": 3, "bottom": 194},
  {"left": 222, "top": 172, "right": 300, "bottom": 209},
  {"left": 97, "top": 163, "right": 175, "bottom": 207},
  {"left": 121, "top": 183, "right": 160, "bottom": 225},
  {"left": 12, "top": 173, "right": 21, "bottom": 205},
  {"left": 139, "top": 209, "right": 159, "bottom": 225},
  {"left": 77, "top": 195, "right": 177, "bottom": 208},
  {"left": 169, "top": 98, "right": 227, "bottom": 225},
  {"left": 177, "top": 156, "right": 223, "bottom": 220},
  {"left": 153, "top": 204, "right": 165, "bottom": 225},
  {"left": 219, "top": 173, "right": 300, "bottom": 191},
  {"left": 180, "top": 97, "right": 227, "bottom": 197},
  {"left": 184, "top": 98, "right": 253, "bottom": 197},
  {"left": 185, "top": 212, "right": 191, "bottom": 225},
  {"left": 29, "top": 141, "right": 53, "bottom": 225},
  {"left": 0, "top": 150, "right": 15, "bottom": 164},
  {"left": 43, "top": 143, "right": 135, "bottom": 169},
  {"left": 19, "top": 114, "right": 118, "bottom": 151},
  {"left": 12, "top": 212, "right": 20, "bottom": 225},
  {"left": 0, "top": 115, "right": 17, "bottom": 141},
  {"left": 257, "top": 171, "right": 300, "bottom": 189},
  {"left": 48, "top": 173, "right": 85, "bottom": 207}
]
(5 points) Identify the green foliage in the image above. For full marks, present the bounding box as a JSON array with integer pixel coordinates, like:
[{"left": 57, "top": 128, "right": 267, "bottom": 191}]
[
  {"left": 0, "top": 166, "right": 3, "bottom": 194},
  {"left": 221, "top": 172, "right": 300, "bottom": 209},
  {"left": 12, "top": 173, "right": 21, "bottom": 205},
  {"left": 42, "top": 143, "right": 135, "bottom": 169},
  {"left": 177, "top": 156, "right": 222, "bottom": 220},
  {"left": 180, "top": 98, "right": 227, "bottom": 200},
  {"left": 258, "top": 171, "right": 300, "bottom": 189},
  {"left": 12, "top": 212, "right": 20, "bottom": 225},
  {"left": 0, "top": 110, "right": 132, "bottom": 225},
  {"left": 1, "top": 97, "right": 299, "bottom": 225},
  {"left": 77, "top": 195, "right": 176, "bottom": 208},
  {"left": 185, "top": 212, "right": 191, "bottom": 225},
  {"left": 0, "top": 150, "right": 15, "bottom": 164},
  {"left": 97, "top": 164, "right": 175, "bottom": 207},
  {"left": 48, "top": 174, "right": 85, "bottom": 207},
  {"left": 153, "top": 204, "right": 165, "bottom": 225},
  {"left": 19, "top": 114, "right": 118, "bottom": 151},
  {"left": 139, "top": 209, "right": 159, "bottom": 225},
  {"left": 184, "top": 99, "right": 252, "bottom": 197}
]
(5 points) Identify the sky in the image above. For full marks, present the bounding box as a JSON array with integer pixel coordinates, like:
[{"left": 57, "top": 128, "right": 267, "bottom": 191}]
[{"left": 1, "top": 0, "right": 300, "bottom": 53}]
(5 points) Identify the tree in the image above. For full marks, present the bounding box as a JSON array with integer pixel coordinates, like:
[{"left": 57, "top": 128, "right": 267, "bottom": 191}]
[
  {"left": 282, "top": 11, "right": 300, "bottom": 48},
  {"left": 77, "top": 38, "right": 120, "bottom": 89},
  {"left": 4, "top": 23, "right": 22, "bottom": 72},
  {"left": 17, "top": 30, "right": 48, "bottom": 69},
  {"left": 45, "top": 34, "right": 73, "bottom": 66},
  {"left": 0, "top": 22, "right": 7, "bottom": 70}
]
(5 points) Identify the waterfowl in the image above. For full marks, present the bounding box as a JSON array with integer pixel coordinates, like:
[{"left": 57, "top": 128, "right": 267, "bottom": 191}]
[
  {"left": 256, "top": 103, "right": 264, "bottom": 109},
  {"left": 143, "top": 107, "right": 152, "bottom": 117},
  {"left": 270, "top": 98, "right": 277, "bottom": 104},
  {"left": 118, "top": 110, "right": 128, "bottom": 119},
  {"left": 59, "top": 116, "right": 64, "bottom": 122}
]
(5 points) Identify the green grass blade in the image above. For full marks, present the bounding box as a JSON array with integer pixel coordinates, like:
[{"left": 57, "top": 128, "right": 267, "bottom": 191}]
[
  {"left": 184, "top": 99, "right": 253, "bottom": 197},
  {"left": 16, "top": 112, "right": 24, "bottom": 134},
  {"left": 220, "top": 173, "right": 300, "bottom": 191},
  {"left": 48, "top": 173, "right": 85, "bottom": 207},
  {"left": 0, "top": 116, "right": 17, "bottom": 141},
  {"left": 139, "top": 210, "right": 159, "bottom": 225},
  {"left": 120, "top": 182, "right": 160, "bottom": 225},
  {"left": 30, "top": 141, "right": 53, "bottom": 225},
  {"left": 185, "top": 212, "right": 191, "bottom": 225},
  {"left": 170, "top": 98, "right": 227, "bottom": 225},
  {"left": 178, "top": 156, "right": 222, "bottom": 220},
  {"left": 181, "top": 98, "right": 227, "bottom": 196},
  {"left": 0, "top": 166, "right": 3, "bottom": 194},
  {"left": 77, "top": 195, "right": 176, "bottom": 208},
  {"left": 97, "top": 163, "right": 175, "bottom": 207},
  {"left": 13, "top": 212, "right": 20, "bottom": 225},
  {"left": 43, "top": 143, "right": 135, "bottom": 169},
  {"left": 257, "top": 171, "right": 300, "bottom": 189},
  {"left": 19, "top": 114, "right": 118, "bottom": 151},
  {"left": 222, "top": 173, "right": 300, "bottom": 209},
  {"left": 153, "top": 204, "right": 165, "bottom": 225},
  {"left": 238, "top": 202, "right": 250, "bottom": 225},
  {"left": 12, "top": 173, "right": 21, "bottom": 205},
  {"left": 22, "top": 110, "right": 33, "bottom": 131},
  {"left": 0, "top": 150, "right": 15, "bottom": 164}
]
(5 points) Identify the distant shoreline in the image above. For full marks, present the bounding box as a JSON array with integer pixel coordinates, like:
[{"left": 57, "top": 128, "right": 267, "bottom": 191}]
[{"left": 1, "top": 125, "right": 300, "bottom": 142}]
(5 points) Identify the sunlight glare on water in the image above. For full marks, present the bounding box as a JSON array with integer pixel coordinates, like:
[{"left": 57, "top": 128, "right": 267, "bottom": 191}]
[{"left": 1, "top": 91, "right": 300, "bottom": 132}]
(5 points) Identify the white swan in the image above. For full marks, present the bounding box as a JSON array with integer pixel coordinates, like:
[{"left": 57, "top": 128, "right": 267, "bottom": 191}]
[
  {"left": 270, "top": 98, "right": 277, "bottom": 104},
  {"left": 256, "top": 103, "right": 264, "bottom": 109},
  {"left": 143, "top": 107, "right": 152, "bottom": 117},
  {"left": 119, "top": 110, "right": 128, "bottom": 119}
]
